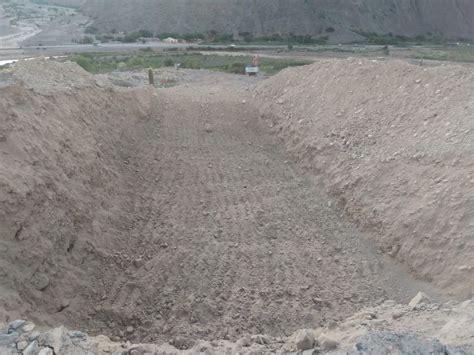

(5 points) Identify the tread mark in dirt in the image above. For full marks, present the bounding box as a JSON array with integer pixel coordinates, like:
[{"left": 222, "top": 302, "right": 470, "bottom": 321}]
[{"left": 70, "top": 79, "right": 440, "bottom": 343}]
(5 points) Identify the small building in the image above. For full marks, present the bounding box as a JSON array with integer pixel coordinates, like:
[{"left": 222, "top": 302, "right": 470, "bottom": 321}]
[{"left": 163, "top": 37, "right": 178, "bottom": 44}]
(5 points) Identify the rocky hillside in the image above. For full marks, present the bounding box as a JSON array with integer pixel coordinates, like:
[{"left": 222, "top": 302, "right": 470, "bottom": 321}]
[{"left": 77, "top": 0, "right": 474, "bottom": 42}]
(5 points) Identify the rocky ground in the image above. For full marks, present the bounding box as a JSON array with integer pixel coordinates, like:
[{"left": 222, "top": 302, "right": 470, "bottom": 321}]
[
  {"left": 0, "top": 294, "right": 473, "bottom": 354},
  {"left": 0, "top": 59, "right": 472, "bottom": 354}
]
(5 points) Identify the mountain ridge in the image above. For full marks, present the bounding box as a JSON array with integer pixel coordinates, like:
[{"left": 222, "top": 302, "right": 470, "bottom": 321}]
[{"left": 73, "top": 0, "right": 474, "bottom": 42}]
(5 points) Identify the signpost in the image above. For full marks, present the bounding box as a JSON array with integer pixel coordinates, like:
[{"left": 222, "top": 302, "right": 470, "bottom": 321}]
[{"left": 245, "top": 54, "right": 260, "bottom": 76}]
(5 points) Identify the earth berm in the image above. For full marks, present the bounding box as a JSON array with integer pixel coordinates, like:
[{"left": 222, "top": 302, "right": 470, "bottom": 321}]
[{"left": 0, "top": 59, "right": 472, "bottom": 353}]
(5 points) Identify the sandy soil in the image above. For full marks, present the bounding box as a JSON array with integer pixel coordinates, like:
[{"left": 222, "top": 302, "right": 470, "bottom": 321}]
[
  {"left": 0, "top": 59, "right": 446, "bottom": 351},
  {"left": 254, "top": 58, "right": 474, "bottom": 299}
]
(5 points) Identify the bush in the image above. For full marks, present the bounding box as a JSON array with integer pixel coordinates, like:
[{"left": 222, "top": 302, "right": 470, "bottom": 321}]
[
  {"left": 225, "top": 62, "right": 245, "bottom": 74},
  {"left": 164, "top": 58, "right": 174, "bottom": 67},
  {"left": 137, "top": 29, "right": 153, "bottom": 38},
  {"left": 85, "top": 25, "right": 99, "bottom": 34},
  {"left": 127, "top": 56, "right": 145, "bottom": 67},
  {"left": 182, "top": 58, "right": 201, "bottom": 69},
  {"left": 78, "top": 36, "right": 94, "bottom": 44},
  {"left": 182, "top": 32, "right": 204, "bottom": 41},
  {"left": 73, "top": 54, "right": 95, "bottom": 71},
  {"left": 211, "top": 33, "right": 233, "bottom": 43},
  {"left": 239, "top": 32, "right": 254, "bottom": 42},
  {"left": 116, "top": 62, "right": 127, "bottom": 70}
]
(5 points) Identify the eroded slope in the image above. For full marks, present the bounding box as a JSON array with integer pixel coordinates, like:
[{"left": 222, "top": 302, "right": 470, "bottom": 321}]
[{"left": 254, "top": 58, "right": 474, "bottom": 298}]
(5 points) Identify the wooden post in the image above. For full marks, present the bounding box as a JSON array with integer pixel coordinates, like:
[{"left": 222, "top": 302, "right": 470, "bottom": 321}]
[{"left": 148, "top": 68, "right": 155, "bottom": 86}]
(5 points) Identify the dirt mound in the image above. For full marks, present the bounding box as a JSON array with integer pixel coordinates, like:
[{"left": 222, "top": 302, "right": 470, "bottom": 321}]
[
  {"left": 254, "top": 58, "right": 474, "bottom": 298},
  {"left": 0, "top": 59, "right": 157, "bottom": 326}
]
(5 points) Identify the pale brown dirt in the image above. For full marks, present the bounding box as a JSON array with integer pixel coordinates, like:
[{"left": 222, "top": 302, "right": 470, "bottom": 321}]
[
  {"left": 0, "top": 60, "right": 444, "bottom": 349},
  {"left": 254, "top": 58, "right": 474, "bottom": 299}
]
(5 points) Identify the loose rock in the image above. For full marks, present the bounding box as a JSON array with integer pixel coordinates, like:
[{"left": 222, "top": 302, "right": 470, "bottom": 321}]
[
  {"left": 171, "top": 336, "right": 195, "bottom": 350},
  {"left": 8, "top": 320, "right": 25, "bottom": 332},
  {"left": 16, "top": 340, "right": 28, "bottom": 351},
  {"left": 126, "top": 326, "right": 135, "bottom": 334},
  {"left": 0, "top": 333, "right": 18, "bottom": 347},
  {"left": 204, "top": 124, "right": 213, "bottom": 133},
  {"left": 32, "top": 273, "right": 50, "bottom": 291},
  {"left": 319, "top": 335, "right": 339, "bottom": 351},
  {"left": 23, "top": 340, "right": 38, "bottom": 355},
  {"left": 23, "top": 323, "right": 35, "bottom": 333},
  {"left": 408, "top": 292, "right": 431, "bottom": 309},
  {"left": 295, "top": 330, "right": 315, "bottom": 351},
  {"left": 38, "top": 348, "right": 54, "bottom": 355}
]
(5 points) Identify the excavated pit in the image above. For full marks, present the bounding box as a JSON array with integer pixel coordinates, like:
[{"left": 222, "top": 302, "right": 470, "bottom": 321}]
[{"left": 0, "top": 59, "right": 471, "bottom": 346}]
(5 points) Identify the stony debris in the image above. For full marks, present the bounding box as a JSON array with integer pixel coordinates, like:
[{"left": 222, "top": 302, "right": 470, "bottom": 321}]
[
  {"left": 318, "top": 335, "right": 339, "bottom": 351},
  {"left": 31, "top": 274, "right": 50, "bottom": 292},
  {"left": 0, "top": 297, "right": 472, "bottom": 354},
  {"left": 0, "top": 333, "right": 18, "bottom": 347},
  {"left": 353, "top": 331, "right": 447, "bottom": 354},
  {"left": 22, "top": 340, "right": 38, "bottom": 355},
  {"left": 171, "top": 336, "right": 195, "bottom": 350},
  {"left": 408, "top": 291, "right": 431, "bottom": 309},
  {"left": 294, "top": 330, "right": 316, "bottom": 351},
  {"left": 23, "top": 324, "right": 35, "bottom": 333},
  {"left": 8, "top": 320, "right": 25, "bottom": 332}
]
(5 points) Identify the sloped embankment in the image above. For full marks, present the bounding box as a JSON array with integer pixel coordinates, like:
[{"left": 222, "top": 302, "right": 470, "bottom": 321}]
[
  {"left": 254, "top": 58, "right": 473, "bottom": 298},
  {"left": 0, "top": 60, "right": 157, "bottom": 324}
]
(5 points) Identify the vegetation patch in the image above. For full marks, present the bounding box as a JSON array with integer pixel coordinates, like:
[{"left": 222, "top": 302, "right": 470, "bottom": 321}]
[
  {"left": 412, "top": 46, "right": 474, "bottom": 63},
  {"left": 65, "top": 52, "right": 312, "bottom": 76},
  {"left": 354, "top": 31, "right": 447, "bottom": 46}
]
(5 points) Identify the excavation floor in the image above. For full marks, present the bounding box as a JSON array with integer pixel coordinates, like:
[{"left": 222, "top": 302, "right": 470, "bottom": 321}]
[{"left": 61, "top": 74, "right": 438, "bottom": 344}]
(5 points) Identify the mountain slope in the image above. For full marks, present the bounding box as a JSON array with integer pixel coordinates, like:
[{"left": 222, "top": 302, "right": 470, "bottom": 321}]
[{"left": 79, "top": 0, "right": 474, "bottom": 42}]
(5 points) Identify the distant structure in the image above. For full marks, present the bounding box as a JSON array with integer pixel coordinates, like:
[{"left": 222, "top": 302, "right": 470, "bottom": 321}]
[
  {"left": 245, "top": 54, "right": 260, "bottom": 76},
  {"left": 163, "top": 37, "right": 178, "bottom": 44}
]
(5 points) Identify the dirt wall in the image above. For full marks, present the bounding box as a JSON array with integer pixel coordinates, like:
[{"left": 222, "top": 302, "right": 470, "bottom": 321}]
[
  {"left": 0, "top": 60, "right": 157, "bottom": 324},
  {"left": 254, "top": 58, "right": 474, "bottom": 298}
]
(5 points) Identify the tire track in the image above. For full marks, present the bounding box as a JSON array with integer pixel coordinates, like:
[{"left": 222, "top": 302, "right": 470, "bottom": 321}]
[{"left": 82, "top": 76, "right": 440, "bottom": 343}]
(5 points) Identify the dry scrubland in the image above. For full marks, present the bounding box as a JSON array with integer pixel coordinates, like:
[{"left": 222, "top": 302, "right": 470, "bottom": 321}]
[{"left": 0, "top": 59, "right": 472, "bottom": 354}]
